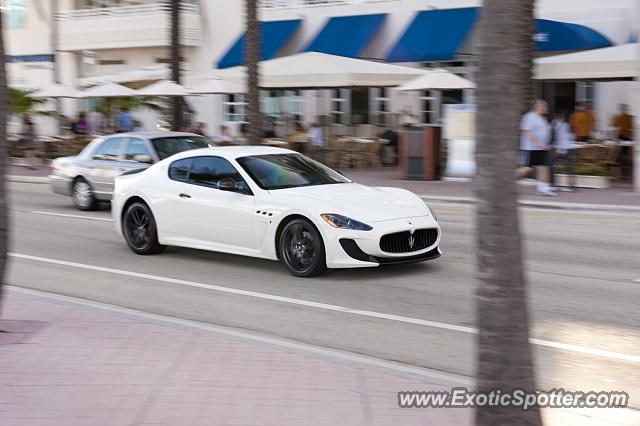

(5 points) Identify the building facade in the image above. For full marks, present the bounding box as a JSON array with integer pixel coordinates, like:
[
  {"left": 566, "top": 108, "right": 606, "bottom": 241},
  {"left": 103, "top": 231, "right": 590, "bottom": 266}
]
[{"left": 6, "top": 0, "right": 638, "bottom": 137}]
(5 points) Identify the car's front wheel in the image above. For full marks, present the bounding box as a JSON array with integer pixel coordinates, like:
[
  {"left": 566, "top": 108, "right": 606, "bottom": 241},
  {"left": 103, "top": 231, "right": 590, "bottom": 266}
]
[
  {"left": 279, "top": 218, "right": 327, "bottom": 277},
  {"left": 71, "top": 177, "right": 97, "bottom": 211},
  {"left": 122, "top": 201, "right": 165, "bottom": 255}
]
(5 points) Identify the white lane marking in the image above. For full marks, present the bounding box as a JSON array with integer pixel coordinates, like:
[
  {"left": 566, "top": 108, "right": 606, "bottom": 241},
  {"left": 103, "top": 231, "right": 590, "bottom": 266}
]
[
  {"left": 8, "top": 285, "right": 472, "bottom": 386},
  {"left": 9, "top": 253, "right": 474, "bottom": 334},
  {"left": 9, "top": 252, "right": 640, "bottom": 364},
  {"left": 28, "top": 211, "right": 114, "bottom": 222}
]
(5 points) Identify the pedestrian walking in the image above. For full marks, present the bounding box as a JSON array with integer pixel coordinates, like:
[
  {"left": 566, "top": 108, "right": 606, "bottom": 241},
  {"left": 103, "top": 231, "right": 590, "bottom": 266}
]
[
  {"left": 20, "top": 114, "right": 40, "bottom": 170},
  {"left": 516, "top": 100, "right": 555, "bottom": 196},
  {"left": 550, "top": 111, "right": 577, "bottom": 192}
]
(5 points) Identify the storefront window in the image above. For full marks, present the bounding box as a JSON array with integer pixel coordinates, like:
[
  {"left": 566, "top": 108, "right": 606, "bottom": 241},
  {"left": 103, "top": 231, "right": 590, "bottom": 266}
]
[
  {"left": 223, "top": 94, "right": 246, "bottom": 122},
  {"left": 420, "top": 91, "right": 436, "bottom": 124}
]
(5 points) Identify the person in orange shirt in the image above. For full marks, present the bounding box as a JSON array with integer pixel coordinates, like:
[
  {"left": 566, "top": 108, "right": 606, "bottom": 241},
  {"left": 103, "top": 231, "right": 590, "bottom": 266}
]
[
  {"left": 612, "top": 104, "right": 634, "bottom": 141},
  {"left": 570, "top": 102, "right": 596, "bottom": 142}
]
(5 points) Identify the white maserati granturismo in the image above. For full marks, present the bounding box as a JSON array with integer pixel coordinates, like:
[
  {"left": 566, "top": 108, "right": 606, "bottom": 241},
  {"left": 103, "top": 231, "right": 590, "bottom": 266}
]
[{"left": 112, "top": 147, "right": 441, "bottom": 277}]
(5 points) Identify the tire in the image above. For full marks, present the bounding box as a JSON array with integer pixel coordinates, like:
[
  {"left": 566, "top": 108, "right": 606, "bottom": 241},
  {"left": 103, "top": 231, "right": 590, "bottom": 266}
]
[
  {"left": 71, "top": 177, "right": 98, "bottom": 211},
  {"left": 278, "top": 218, "right": 327, "bottom": 277},
  {"left": 122, "top": 201, "right": 166, "bottom": 255}
]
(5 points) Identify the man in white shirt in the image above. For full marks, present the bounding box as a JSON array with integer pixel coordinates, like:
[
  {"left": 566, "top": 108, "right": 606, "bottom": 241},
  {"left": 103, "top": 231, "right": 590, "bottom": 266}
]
[{"left": 517, "top": 99, "right": 554, "bottom": 196}]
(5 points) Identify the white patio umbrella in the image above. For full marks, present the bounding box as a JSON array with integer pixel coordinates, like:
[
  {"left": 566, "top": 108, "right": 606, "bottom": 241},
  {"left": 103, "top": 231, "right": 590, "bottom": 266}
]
[
  {"left": 80, "top": 82, "right": 140, "bottom": 98},
  {"left": 395, "top": 69, "right": 476, "bottom": 91},
  {"left": 188, "top": 78, "right": 244, "bottom": 94},
  {"left": 31, "top": 84, "right": 82, "bottom": 99},
  {"left": 214, "top": 52, "right": 426, "bottom": 88},
  {"left": 138, "top": 80, "right": 192, "bottom": 97}
]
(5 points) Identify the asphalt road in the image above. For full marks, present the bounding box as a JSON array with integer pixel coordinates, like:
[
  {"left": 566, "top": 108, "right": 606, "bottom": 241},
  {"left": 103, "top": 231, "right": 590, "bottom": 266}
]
[{"left": 6, "top": 182, "right": 640, "bottom": 407}]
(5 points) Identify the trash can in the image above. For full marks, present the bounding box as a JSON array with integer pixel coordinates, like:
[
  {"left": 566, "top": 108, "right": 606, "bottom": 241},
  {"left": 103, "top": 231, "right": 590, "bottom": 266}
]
[{"left": 399, "top": 125, "right": 442, "bottom": 180}]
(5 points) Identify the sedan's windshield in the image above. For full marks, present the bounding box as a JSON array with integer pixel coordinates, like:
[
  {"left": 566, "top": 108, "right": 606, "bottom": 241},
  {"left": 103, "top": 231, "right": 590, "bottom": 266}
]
[
  {"left": 237, "top": 154, "right": 350, "bottom": 190},
  {"left": 151, "top": 136, "right": 213, "bottom": 160}
]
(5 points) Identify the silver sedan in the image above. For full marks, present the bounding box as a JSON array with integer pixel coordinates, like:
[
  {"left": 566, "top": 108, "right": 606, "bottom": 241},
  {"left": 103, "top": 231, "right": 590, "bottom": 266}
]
[{"left": 50, "top": 131, "right": 214, "bottom": 210}]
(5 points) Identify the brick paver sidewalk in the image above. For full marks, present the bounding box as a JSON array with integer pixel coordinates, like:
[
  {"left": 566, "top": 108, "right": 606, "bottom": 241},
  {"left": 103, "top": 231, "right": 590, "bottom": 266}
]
[
  {"left": 0, "top": 290, "right": 471, "bottom": 426},
  {"left": 1, "top": 290, "right": 636, "bottom": 425}
]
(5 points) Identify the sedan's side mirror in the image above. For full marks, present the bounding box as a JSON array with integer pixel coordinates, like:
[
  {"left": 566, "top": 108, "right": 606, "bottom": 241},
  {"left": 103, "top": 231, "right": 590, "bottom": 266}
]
[
  {"left": 133, "top": 154, "right": 153, "bottom": 164},
  {"left": 218, "top": 178, "right": 237, "bottom": 192}
]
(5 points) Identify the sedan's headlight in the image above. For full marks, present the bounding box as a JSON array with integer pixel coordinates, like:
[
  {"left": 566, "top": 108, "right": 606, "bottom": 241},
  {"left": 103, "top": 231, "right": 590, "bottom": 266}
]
[
  {"left": 424, "top": 201, "right": 438, "bottom": 221},
  {"left": 321, "top": 214, "right": 373, "bottom": 231}
]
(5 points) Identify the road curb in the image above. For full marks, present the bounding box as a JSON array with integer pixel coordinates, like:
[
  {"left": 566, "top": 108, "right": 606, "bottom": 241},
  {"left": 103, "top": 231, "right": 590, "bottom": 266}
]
[
  {"left": 420, "top": 195, "right": 640, "bottom": 213},
  {"left": 7, "top": 285, "right": 472, "bottom": 387},
  {"left": 8, "top": 175, "right": 50, "bottom": 184}
]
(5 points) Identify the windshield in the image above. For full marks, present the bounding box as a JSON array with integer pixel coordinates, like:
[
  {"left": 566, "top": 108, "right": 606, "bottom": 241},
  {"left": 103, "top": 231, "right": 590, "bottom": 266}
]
[
  {"left": 151, "top": 136, "right": 213, "bottom": 160},
  {"left": 237, "top": 154, "right": 350, "bottom": 190}
]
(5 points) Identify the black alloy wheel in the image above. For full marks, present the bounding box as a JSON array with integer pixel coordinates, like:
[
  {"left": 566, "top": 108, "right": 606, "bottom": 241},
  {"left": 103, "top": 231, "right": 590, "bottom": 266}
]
[
  {"left": 279, "top": 218, "right": 327, "bottom": 277},
  {"left": 122, "top": 202, "right": 165, "bottom": 255}
]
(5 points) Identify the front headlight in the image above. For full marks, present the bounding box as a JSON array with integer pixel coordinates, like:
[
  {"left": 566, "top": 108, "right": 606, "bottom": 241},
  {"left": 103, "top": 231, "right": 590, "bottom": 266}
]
[
  {"left": 321, "top": 214, "right": 373, "bottom": 231},
  {"left": 424, "top": 201, "right": 438, "bottom": 221}
]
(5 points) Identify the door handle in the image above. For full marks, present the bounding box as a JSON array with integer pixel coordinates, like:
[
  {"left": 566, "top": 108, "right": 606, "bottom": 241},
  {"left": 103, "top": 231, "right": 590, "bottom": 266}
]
[{"left": 179, "top": 193, "right": 191, "bottom": 199}]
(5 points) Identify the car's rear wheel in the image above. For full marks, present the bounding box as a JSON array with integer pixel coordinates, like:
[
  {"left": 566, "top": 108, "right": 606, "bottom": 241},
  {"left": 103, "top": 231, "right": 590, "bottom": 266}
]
[
  {"left": 279, "top": 218, "right": 327, "bottom": 277},
  {"left": 71, "top": 177, "right": 97, "bottom": 211},
  {"left": 122, "top": 201, "right": 165, "bottom": 255}
]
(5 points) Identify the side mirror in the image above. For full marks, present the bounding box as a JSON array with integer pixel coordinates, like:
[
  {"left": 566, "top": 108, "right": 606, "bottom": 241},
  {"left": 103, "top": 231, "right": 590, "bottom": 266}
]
[
  {"left": 133, "top": 154, "right": 153, "bottom": 164},
  {"left": 218, "top": 178, "right": 237, "bottom": 192}
]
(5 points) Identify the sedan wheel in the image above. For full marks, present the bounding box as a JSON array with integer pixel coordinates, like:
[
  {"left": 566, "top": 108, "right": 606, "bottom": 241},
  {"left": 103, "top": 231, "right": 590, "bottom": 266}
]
[
  {"left": 279, "top": 219, "right": 326, "bottom": 277},
  {"left": 122, "top": 202, "right": 165, "bottom": 255},
  {"left": 72, "top": 178, "right": 97, "bottom": 211}
]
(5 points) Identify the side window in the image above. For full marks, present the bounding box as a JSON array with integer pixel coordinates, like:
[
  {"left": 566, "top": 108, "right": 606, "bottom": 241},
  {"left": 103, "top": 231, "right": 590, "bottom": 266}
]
[
  {"left": 189, "top": 156, "right": 250, "bottom": 194},
  {"left": 92, "top": 137, "right": 125, "bottom": 161},
  {"left": 168, "top": 158, "right": 192, "bottom": 183},
  {"left": 125, "top": 138, "right": 152, "bottom": 162}
]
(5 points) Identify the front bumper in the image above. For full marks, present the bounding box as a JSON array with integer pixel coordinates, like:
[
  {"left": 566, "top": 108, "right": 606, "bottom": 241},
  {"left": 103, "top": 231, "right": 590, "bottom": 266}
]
[{"left": 322, "top": 214, "right": 441, "bottom": 268}]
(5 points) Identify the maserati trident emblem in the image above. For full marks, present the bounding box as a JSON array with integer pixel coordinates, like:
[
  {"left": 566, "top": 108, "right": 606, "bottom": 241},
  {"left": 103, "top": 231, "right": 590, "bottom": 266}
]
[{"left": 408, "top": 234, "right": 415, "bottom": 250}]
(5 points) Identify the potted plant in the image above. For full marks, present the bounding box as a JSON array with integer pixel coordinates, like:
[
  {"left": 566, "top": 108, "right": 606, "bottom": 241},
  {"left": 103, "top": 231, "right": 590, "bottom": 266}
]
[{"left": 555, "top": 165, "right": 611, "bottom": 189}]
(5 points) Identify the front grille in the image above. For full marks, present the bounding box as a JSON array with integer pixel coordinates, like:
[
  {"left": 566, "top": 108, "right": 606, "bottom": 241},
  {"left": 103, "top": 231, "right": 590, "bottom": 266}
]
[{"left": 379, "top": 228, "right": 438, "bottom": 253}]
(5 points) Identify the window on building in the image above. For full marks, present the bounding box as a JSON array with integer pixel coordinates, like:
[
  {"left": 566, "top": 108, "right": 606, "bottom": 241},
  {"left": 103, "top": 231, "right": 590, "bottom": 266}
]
[
  {"left": 330, "top": 89, "right": 347, "bottom": 125},
  {"left": 286, "top": 90, "right": 304, "bottom": 122},
  {"left": 420, "top": 91, "right": 436, "bottom": 125},
  {"left": 576, "top": 82, "right": 595, "bottom": 105},
  {"left": 372, "top": 87, "right": 390, "bottom": 124},
  {"left": 224, "top": 94, "right": 247, "bottom": 123},
  {"left": 98, "top": 59, "right": 126, "bottom": 66}
]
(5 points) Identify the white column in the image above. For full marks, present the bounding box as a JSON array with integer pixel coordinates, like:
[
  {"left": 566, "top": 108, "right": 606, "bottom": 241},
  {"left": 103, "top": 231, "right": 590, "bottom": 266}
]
[{"left": 634, "top": 2, "right": 640, "bottom": 192}]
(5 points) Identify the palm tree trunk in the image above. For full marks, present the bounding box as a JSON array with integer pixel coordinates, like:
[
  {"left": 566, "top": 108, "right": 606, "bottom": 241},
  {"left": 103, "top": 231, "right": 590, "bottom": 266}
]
[
  {"left": 169, "top": 0, "right": 183, "bottom": 131},
  {"left": 245, "top": 0, "right": 261, "bottom": 145},
  {"left": 0, "top": 10, "right": 9, "bottom": 318},
  {"left": 474, "top": 2, "right": 542, "bottom": 425}
]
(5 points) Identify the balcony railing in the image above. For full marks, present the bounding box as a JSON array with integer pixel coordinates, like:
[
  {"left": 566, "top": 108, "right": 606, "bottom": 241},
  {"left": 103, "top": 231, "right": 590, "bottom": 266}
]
[
  {"left": 57, "top": 2, "right": 199, "bottom": 20},
  {"left": 57, "top": 1, "right": 201, "bottom": 51},
  {"left": 260, "top": 0, "right": 399, "bottom": 9}
]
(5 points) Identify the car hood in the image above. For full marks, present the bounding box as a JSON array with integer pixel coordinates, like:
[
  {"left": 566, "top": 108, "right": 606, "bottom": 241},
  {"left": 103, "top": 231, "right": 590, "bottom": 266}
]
[{"left": 272, "top": 183, "right": 429, "bottom": 222}]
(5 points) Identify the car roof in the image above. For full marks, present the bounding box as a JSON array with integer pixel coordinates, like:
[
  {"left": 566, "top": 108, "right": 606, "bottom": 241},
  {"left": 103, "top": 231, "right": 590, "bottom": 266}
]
[
  {"left": 108, "top": 131, "right": 203, "bottom": 139},
  {"left": 168, "top": 146, "right": 296, "bottom": 161}
]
